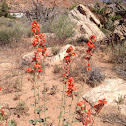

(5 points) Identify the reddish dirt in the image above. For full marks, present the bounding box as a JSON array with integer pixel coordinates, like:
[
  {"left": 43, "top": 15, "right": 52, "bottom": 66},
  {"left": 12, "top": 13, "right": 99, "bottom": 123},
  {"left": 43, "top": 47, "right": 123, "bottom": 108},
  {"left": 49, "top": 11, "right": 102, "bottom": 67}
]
[
  {"left": 0, "top": 40, "right": 125, "bottom": 126},
  {"left": 6, "top": 0, "right": 101, "bottom": 11}
]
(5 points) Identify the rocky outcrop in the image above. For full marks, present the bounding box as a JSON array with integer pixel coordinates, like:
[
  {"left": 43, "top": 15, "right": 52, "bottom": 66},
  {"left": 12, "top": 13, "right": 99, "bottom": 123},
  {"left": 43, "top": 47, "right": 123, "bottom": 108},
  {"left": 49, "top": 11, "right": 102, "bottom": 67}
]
[
  {"left": 82, "top": 78, "right": 126, "bottom": 116},
  {"left": 22, "top": 44, "right": 75, "bottom": 65},
  {"left": 82, "top": 78, "right": 126, "bottom": 105},
  {"left": 68, "top": 4, "right": 106, "bottom": 41},
  {"left": 50, "top": 44, "right": 75, "bottom": 63}
]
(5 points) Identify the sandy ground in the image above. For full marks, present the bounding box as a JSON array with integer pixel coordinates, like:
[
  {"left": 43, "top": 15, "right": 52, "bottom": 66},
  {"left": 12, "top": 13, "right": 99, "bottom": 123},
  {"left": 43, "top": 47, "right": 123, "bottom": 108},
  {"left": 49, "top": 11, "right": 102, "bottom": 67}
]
[{"left": 0, "top": 40, "right": 126, "bottom": 126}]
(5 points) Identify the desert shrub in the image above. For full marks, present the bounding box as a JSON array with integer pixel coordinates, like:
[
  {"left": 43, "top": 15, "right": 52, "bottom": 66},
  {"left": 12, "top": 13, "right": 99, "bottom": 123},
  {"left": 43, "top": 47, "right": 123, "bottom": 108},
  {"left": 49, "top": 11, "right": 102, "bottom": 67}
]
[
  {"left": 111, "top": 15, "right": 122, "bottom": 22},
  {"left": 99, "top": 27, "right": 109, "bottom": 34},
  {"left": 69, "top": 60, "right": 87, "bottom": 81},
  {"left": 53, "top": 65, "right": 62, "bottom": 74},
  {"left": 0, "top": 17, "right": 16, "bottom": 27},
  {"left": 0, "top": 1, "right": 9, "bottom": 17},
  {"left": 8, "top": 119, "right": 17, "bottom": 126},
  {"left": 13, "top": 78, "right": 22, "bottom": 92},
  {"left": 0, "top": 26, "right": 22, "bottom": 45},
  {"left": 51, "top": 14, "right": 75, "bottom": 41},
  {"left": 16, "top": 101, "right": 29, "bottom": 116},
  {"left": 21, "top": 27, "right": 33, "bottom": 38},
  {"left": 51, "top": 46, "right": 60, "bottom": 55},
  {"left": 110, "top": 43, "right": 126, "bottom": 80},
  {"left": 86, "top": 67, "right": 105, "bottom": 87}
]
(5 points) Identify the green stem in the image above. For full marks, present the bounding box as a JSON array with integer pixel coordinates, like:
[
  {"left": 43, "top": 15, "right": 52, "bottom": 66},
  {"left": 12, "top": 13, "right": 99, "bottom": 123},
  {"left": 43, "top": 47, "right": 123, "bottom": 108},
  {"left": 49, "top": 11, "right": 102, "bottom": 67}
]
[
  {"left": 58, "top": 82, "right": 65, "bottom": 126},
  {"left": 70, "top": 78, "right": 85, "bottom": 126},
  {"left": 63, "top": 84, "right": 66, "bottom": 126},
  {"left": 68, "top": 94, "right": 73, "bottom": 125},
  {"left": 33, "top": 70, "right": 37, "bottom": 125},
  {"left": 43, "top": 60, "right": 46, "bottom": 125}
]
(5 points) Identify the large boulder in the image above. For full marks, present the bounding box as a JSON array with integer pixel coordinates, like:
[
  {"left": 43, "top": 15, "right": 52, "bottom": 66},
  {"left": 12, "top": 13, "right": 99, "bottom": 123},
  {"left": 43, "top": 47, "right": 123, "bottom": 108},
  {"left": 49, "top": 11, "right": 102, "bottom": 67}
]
[
  {"left": 22, "top": 45, "right": 75, "bottom": 65},
  {"left": 82, "top": 78, "right": 126, "bottom": 116},
  {"left": 50, "top": 44, "right": 75, "bottom": 64},
  {"left": 68, "top": 4, "right": 106, "bottom": 41},
  {"left": 82, "top": 78, "right": 126, "bottom": 105}
]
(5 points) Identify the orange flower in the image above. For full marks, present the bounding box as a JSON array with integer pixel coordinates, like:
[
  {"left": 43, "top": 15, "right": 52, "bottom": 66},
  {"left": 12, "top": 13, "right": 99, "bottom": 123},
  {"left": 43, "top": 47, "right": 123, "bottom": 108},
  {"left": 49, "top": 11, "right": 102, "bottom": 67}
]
[
  {"left": 31, "top": 21, "right": 40, "bottom": 32},
  {"left": 0, "top": 88, "right": 1, "bottom": 91},
  {"left": 89, "top": 35, "right": 96, "bottom": 42},
  {"left": 88, "top": 67, "right": 91, "bottom": 71},
  {"left": 64, "top": 56, "right": 70, "bottom": 60},
  {"left": 27, "top": 67, "right": 33, "bottom": 73},
  {"left": 1, "top": 109, "right": 4, "bottom": 115},
  {"left": 89, "top": 44, "right": 95, "bottom": 48},
  {"left": 77, "top": 100, "right": 84, "bottom": 106},
  {"left": 37, "top": 47, "right": 42, "bottom": 52},
  {"left": 69, "top": 46, "right": 74, "bottom": 51},
  {"left": 66, "top": 46, "right": 74, "bottom": 53},
  {"left": 37, "top": 68, "right": 42, "bottom": 72},
  {"left": 66, "top": 90, "right": 71, "bottom": 95},
  {"left": 71, "top": 52, "right": 76, "bottom": 56},
  {"left": 34, "top": 63, "right": 41, "bottom": 68},
  {"left": 94, "top": 98, "right": 107, "bottom": 114},
  {"left": 44, "top": 47, "right": 47, "bottom": 51},
  {"left": 42, "top": 38, "right": 46, "bottom": 41},
  {"left": 45, "top": 54, "right": 48, "bottom": 57},
  {"left": 98, "top": 98, "right": 107, "bottom": 104}
]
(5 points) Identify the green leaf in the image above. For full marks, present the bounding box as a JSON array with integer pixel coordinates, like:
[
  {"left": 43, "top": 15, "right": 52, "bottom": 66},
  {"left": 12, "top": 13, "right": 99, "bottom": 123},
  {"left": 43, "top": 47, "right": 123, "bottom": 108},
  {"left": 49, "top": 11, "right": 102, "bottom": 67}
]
[
  {"left": 34, "top": 118, "right": 39, "bottom": 123},
  {"left": 45, "top": 108, "right": 48, "bottom": 111},
  {"left": 36, "top": 107, "right": 41, "bottom": 112},
  {"left": 30, "top": 104, "right": 34, "bottom": 107},
  {"left": 46, "top": 116, "right": 50, "bottom": 119},
  {"left": 40, "top": 118, "right": 44, "bottom": 122},
  {"left": 29, "top": 120, "right": 34, "bottom": 123}
]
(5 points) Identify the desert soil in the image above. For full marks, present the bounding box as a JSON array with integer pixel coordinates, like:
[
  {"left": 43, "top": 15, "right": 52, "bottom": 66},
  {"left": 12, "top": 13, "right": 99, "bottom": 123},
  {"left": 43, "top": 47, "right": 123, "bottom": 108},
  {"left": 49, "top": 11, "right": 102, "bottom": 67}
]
[{"left": 0, "top": 39, "right": 126, "bottom": 126}]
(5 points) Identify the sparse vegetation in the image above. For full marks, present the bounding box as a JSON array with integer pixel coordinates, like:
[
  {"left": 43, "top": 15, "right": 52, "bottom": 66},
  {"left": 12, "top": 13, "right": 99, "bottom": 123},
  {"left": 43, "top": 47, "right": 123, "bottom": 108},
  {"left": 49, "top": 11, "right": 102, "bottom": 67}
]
[
  {"left": 53, "top": 65, "right": 62, "bottom": 74},
  {"left": 51, "top": 14, "right": 75, "bottom": 41},
  {"left": 51, "top": 46, "right": 60, "bottom": 55},
  {"left": 87, "top": 67, "right": 105, "bottom": 87},
  {"left": 8, "top": 119, "right": 17, "bottom": 126},
  {"left": 15, "top": 101, "right": 29, "bottom": 117},
  {"left": 0, "top": 1, "right": 126, "bottom": 126},
  {"left": 110, "top": 43, "right": 126, "bottom": 80}
]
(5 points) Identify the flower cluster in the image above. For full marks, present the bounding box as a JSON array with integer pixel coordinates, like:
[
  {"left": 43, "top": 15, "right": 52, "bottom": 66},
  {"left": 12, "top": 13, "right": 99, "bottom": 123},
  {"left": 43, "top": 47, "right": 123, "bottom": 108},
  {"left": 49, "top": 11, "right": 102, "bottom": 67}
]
[
  {"left": 94, "top": 98, "right": 107, "bottom": 114},
  {"left": 85, "top": 35, "right": 96, "bottom": 71},
  {"left": 66, "top": 77, "right": 77, "bottom": 97},
  {"left": 0, "top": 106, "right": 8, "bottom": 126},
  {"left": 27, "top": 21, "right": 48, "bottom": 79},
  {"left": 0, "top": 106, "right": 5, "bottom": 116},
  {"left": 63, "top": 46, "right": 76, "bottom": 96},
  {"left": 31, "top": 21, "right": 40, "bottom": 33},
  {"left": 63, "top": 46, "right": 76, "bottom": 79},
  {"left": 77, "top": 100, "right": 92, "bottom": 126}
]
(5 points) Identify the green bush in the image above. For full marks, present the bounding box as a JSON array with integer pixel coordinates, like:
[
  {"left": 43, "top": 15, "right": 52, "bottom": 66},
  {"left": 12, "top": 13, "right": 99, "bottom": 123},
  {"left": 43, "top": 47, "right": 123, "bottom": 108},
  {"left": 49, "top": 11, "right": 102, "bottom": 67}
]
[
  {"left": 110, "top": 42, "right": 126, "bottom": 80},
  {"left": 8, "top": 119, "right": 17, "bottom": 126},
  {"left": 0, "top": 27, "right": 22, "bottom": 45},
  {"left": 111, "top": 15, "right": 122, "bottom": 22},
  {"left": 0, "top": 1, "right": 9, "bottom": 17},
  {"left": 51, "top": 14, "right": 75, "bottom": 40},
  {"left": 0, "top": 17, "right": 16, "bottom": 27}
]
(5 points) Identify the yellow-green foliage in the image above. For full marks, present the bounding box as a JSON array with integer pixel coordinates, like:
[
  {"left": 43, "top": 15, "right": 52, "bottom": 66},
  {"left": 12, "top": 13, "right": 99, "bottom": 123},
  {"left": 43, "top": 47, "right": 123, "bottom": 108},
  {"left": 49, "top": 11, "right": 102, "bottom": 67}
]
[{"left": 51, "top": 14, "right": 75, "bottom": 40}]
